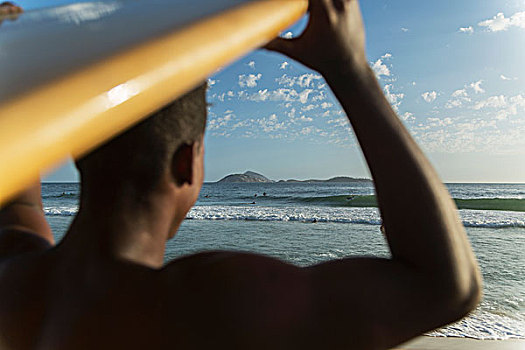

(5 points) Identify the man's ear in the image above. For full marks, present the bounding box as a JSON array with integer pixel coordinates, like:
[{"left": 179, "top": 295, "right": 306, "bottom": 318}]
[{"left": 171, "top": 143, "right": 194, "bottom": 187}]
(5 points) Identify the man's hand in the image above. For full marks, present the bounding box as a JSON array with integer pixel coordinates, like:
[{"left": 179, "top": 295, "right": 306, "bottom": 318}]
[
  {"left": 266, "top": 0, "right": 366, "bottom": 76},
  {"left": 0, "top": 1, "right": 23, "bottom": 16},
  {"left": 0, "top": 181, "right": 54, "bottom": 259}
]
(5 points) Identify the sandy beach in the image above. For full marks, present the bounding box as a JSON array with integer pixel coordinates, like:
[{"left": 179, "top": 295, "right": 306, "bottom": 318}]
[{"left": 394, "top": 336, "right": 525, "bottom": 350}]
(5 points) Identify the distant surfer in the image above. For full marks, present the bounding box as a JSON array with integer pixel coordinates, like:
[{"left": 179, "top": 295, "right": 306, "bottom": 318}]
[
  {"left": 0, "top": 1, "right": 481, "bottom": 349},
  {"left": 254, "top": 193, "right": 257, "bottom": 198},
  {"left": 263, "top": 192, "right": 267, "bottom": 197}
]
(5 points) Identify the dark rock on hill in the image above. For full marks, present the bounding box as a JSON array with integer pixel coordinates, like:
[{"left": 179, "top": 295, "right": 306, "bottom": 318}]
[{"left": 218, "top": 171, "right": 274, "bottom": 183}]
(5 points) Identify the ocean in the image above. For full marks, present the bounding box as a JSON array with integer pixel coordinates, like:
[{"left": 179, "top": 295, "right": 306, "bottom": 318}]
[{"left": 42, "top": 182, "right": 525, "bottom": 340}]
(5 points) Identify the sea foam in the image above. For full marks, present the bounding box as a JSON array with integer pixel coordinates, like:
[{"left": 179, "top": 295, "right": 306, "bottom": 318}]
[{"left": 44, "top": 205, "right": 525, "bottom": 228}]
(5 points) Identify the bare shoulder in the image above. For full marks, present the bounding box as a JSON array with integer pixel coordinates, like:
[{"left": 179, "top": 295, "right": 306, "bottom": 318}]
[
  {"left": 0, "top": 228, "right": 52, "bottom": 261},
  {"left": 161, "top": 250, "right": 309, "bottom": 301},
  {"left": 159, "top": 252, "right": 450, "bottom": 349},
  {"left": 159, "top": 251, "right": 315, "bottom": 348}
]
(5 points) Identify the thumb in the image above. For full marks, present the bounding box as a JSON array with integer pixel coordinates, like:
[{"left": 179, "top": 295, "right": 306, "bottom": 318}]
[{"left": 264, "top": 37, "right": 300, "bottom": 59}]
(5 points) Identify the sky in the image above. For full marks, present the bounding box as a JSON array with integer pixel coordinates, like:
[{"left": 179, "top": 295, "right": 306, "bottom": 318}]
[{"left": 23, "top": 0, "right": 525, "bottom": 183}]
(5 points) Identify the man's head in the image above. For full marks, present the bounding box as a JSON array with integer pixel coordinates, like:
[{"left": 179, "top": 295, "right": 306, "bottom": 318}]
[{"left": 76, "top": 83, "right": 207, "bottom": 213}]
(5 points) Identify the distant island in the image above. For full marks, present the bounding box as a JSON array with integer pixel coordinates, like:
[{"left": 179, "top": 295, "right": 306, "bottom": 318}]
[
  {"left": 217, "top": 171, "right": 274, "bottom": 183},
  {"left": 278, "top": 176, "right": 371, "bottom": 183},
  {"left": 216, "top": 171, "right": 371, "bottom": 183}
]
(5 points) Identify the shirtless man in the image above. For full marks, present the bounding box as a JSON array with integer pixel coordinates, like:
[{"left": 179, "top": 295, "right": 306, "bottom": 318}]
[
  {"left": 0, "top": 0, "right": 481, "bottom": 349},
  {"left": 0, "top": 1, "right": 22, "bottom": 27}
]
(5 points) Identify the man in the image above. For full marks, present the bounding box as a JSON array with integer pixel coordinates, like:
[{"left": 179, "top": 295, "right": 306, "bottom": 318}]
[
  {"left": 0, "top": 1, "right": 22, "bottom": 15},
  {"left": 0, "top": 1, "right": 22, "bottom": 27},
  {"left": 0, "top": 0, "right": 481, "bottom": 349}
]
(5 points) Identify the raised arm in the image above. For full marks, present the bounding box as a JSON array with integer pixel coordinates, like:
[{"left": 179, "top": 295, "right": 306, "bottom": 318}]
[
  {"left": 0, "top": 181, "right": 54, "bottom": 259},
  {"left": 266, "top": 0, "right": 482, "bottom": 348}
]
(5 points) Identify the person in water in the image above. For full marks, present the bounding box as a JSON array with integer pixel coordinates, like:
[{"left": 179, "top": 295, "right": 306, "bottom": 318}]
[
  {"left": 0, "top": 1, "right": 21, "bottom": 15},
  {"left": 0, "top": 1, "right": 22, "bottom": 26},
  {"left": 0, "top": 0, "right": 481, "bottom": 349}
]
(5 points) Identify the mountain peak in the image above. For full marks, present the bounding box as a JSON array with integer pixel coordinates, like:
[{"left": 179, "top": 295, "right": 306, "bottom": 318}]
[{"left": 218, "top": 171, "right": 273, "bottom": 183}]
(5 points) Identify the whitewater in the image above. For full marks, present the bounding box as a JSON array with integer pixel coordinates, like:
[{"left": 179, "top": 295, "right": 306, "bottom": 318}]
[{"left": 42, "top": 182, "right": 524, "bottom": 340}]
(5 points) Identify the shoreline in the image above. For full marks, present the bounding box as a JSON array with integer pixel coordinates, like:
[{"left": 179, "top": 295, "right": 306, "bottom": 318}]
[{"left": 394, "top": 336, "right": 525, "bottom": 350}]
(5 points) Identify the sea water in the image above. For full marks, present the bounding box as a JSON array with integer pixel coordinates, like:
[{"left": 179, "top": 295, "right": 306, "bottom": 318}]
[{"left": 42, "top": 182, "right": 525, "bottom": 340}]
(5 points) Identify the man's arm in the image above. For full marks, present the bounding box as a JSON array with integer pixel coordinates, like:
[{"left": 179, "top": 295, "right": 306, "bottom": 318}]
[
  {"left": 264, "top": 0, "right": 482, "bottom": 348},
  {"left": 0, "top": 181, "right": 54, "bottom": 259}
]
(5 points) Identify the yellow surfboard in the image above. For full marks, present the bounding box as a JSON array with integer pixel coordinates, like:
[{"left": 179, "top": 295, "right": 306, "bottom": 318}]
[{"left": 0, "top": 0, "right": 307, "bottom": 205}]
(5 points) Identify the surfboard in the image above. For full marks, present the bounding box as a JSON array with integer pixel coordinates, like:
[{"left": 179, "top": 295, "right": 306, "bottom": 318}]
[{"left": 0, "top": 0, "right": 307, "bottom": 205}]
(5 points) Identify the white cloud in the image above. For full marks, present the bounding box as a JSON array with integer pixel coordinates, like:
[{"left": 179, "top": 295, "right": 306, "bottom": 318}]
[
  {"left": 301, "top": 104, "right": 317, "bottom": 112},
  {"left": 312, "top": 90, "right": 326, "bottom": 102},
  {"left": 286, "top": 107, "right": 296, "bottom": 120},
  {"left": 321, "top": 102, "right": 333, "bottom": 109},
  {"left": 446, "top": 99, "right": 465, "bottom": 109},
  {"left": 298, "top": 89, "right": 313, "bottom": 104},
  {"left": 422, "top": 91, "right": 438, "bottom": 103},
  {"left": 452, "top": 89, "right": 468, "bottom": 98},
  {"left": 401, "top": 27, "right": 409, "bottom": 32},
  {"left": 207, "top": 79, "right": 217, "bottom": 86},
  {"left": 282, "top": 31, "right": 293, "bottom": 39},
  {"left": 446, "top": 86, "right": 474, "bottom": 109},
  {"left": 275, "top": 73, "right": 323, "bottom": 88},
  {"left": 384, "top": 84, "right": 404, "bottom": 110},
  {"left": 459, "top": 26, "right": 474, "bottom": 34},
  {"left": 248, "top": 61, "right": 256, "bottom": 69},
  {"left": 238, "top": 73, "right": 262, "bottom": 88},
  {"left": 280, "top": 61, "right": 289, "bottom": 70},
  {"left": 478, "top": 11, "right": 525, "bottom": 32},
  {"left": 208, "top": 111, "right": 236, "bottom": 131},
  {"left": 427, "top": 117, "right": 453, "bottom": 127},
  {"left": 299, "top": 115, "right": 313, "bottom": 122},
  {"left": 300, "top": 127, "right": 313, "bottom": 135},
  {"left": 402, "top": 112, "right": 415, "bottom": 122},
  {"left": 382, "top": 53, "right": 392, "bottom": 59},
  {"left": 469, "top": 80, "right": 485, "bottom": 94},
  {"left": 487, "top": 94, "right": 525, "bottom": 120},
  {"left": 257, "top": 114, "right": 286, "bottom": 133},
  {"left": 500, "top": 74, "right": 517, "bottom": 81},
  {"left": 241, "top": 88, "right": 313, "bottom": 104},
  {"left": 474, "top": 95, "right": 507, "bottom": 110},
  {"left": 371, "top": 58, "right": 391, "bottom": 78}
]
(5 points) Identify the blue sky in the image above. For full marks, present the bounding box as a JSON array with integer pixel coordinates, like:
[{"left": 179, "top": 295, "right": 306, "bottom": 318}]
[{"left": 26, "top": 0, "right": 525, "bottom": 183}]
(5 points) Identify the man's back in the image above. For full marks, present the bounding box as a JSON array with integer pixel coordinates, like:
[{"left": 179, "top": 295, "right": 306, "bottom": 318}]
[
  {"left": 0, "top": 247, "right": 316, "bottom": 349},
  {"left": 0, "top": 247, "right": 161, "bottom": 349}
]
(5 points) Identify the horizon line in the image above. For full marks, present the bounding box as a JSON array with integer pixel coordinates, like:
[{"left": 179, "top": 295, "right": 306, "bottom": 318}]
[{"left": 42, "top": 180, "right": 525, "bottom": 185}]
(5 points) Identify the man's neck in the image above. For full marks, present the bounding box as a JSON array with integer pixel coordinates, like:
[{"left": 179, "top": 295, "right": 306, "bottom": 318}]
[{"left": 61, "top": 191, "right": 177, "bottom": 269}]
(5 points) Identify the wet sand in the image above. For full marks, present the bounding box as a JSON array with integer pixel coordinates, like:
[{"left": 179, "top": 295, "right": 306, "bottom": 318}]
[{"left": 394, "top": 336, "right": 525, "bottom": 350}]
